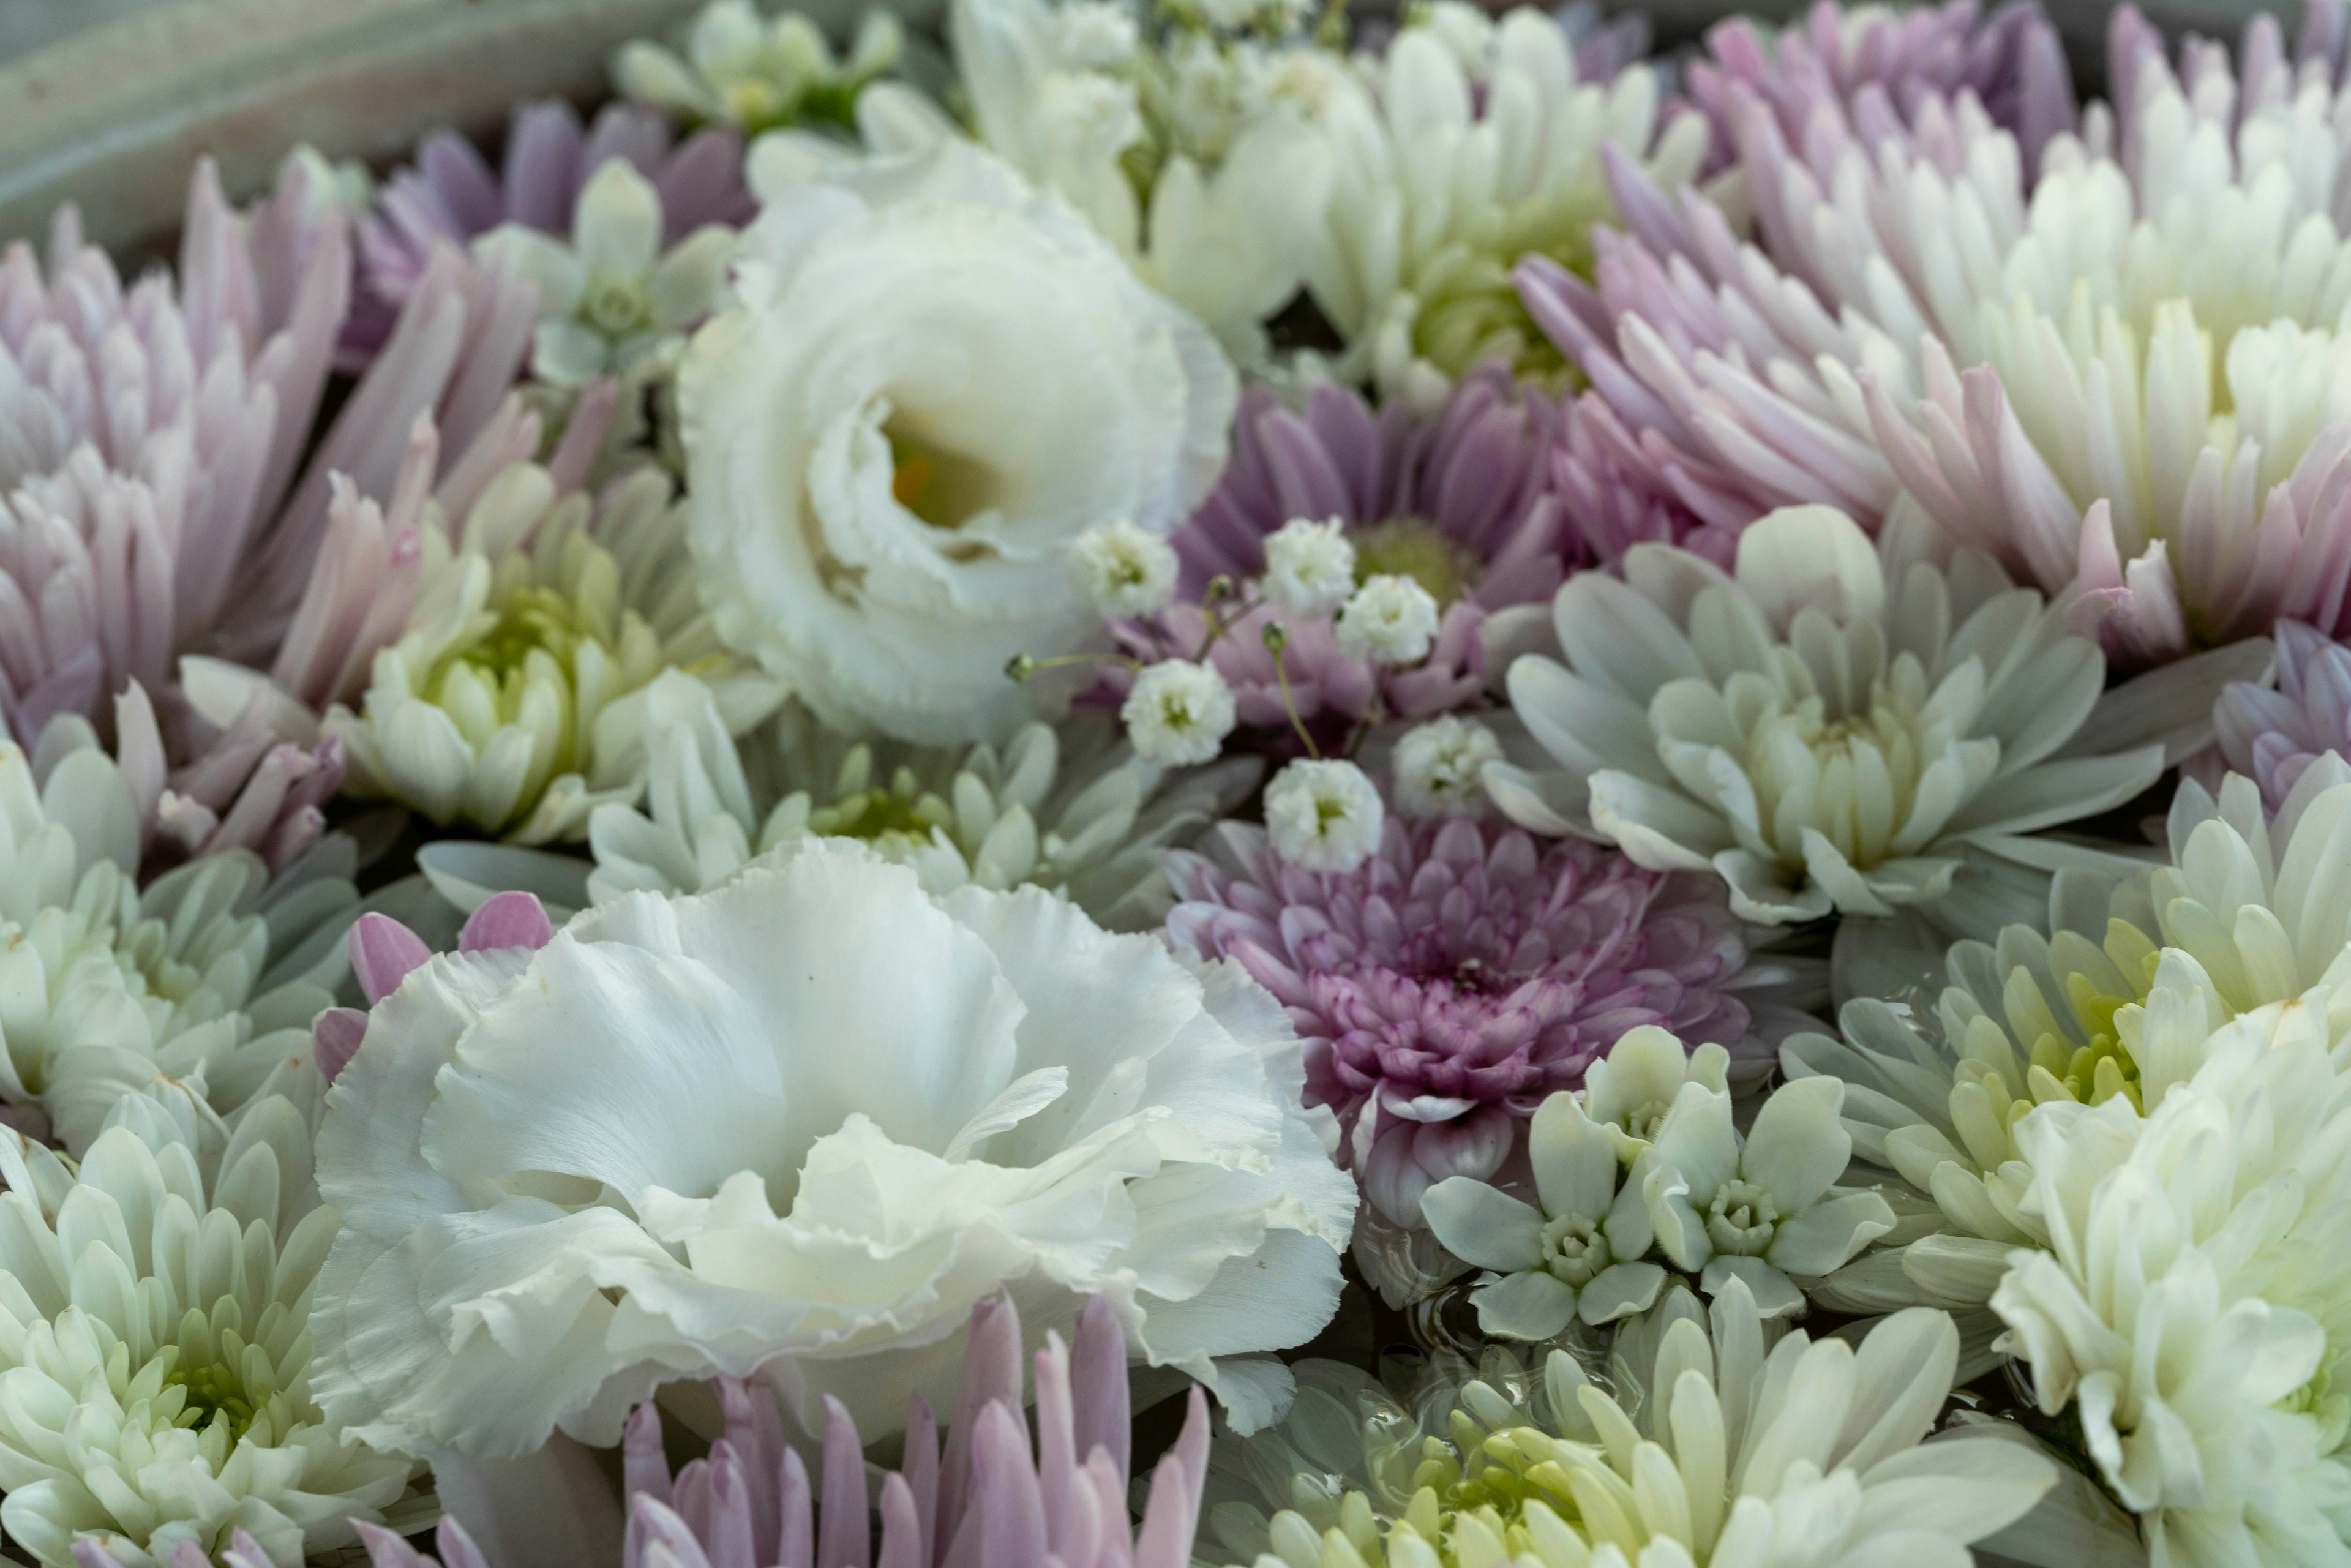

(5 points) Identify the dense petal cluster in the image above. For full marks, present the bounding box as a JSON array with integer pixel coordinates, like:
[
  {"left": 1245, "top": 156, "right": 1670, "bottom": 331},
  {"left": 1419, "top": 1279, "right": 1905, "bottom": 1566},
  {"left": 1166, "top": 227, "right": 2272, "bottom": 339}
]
[
  {"left": 312, "top": 838, "right": 1354, "bottom": 1459},
  {"left": 1165, "top": 812, "right": 1818, "bottom": 1269},
  {"left": 38, "top": 5, "right": 2351, "bottom": 1568}
]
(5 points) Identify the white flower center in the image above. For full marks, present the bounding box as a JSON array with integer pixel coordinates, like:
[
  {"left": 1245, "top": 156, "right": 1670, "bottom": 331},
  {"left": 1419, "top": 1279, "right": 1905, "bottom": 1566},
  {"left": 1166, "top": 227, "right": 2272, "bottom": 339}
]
[
  {"left": 1742, "top": 650, "right": 1967, "bottom": 872},
  {"left": 1705, "top": 1178, "right": 1780, "bottom": 1256},
  {"left": 582, "top": 272, "right": 653, "bottom": 337},
  {"left": 1621, "top": 1099, "right": 1673, "bottom": 1145},
  {"left": 1540, "top": 1212, "right": 1610, "bottom": 1286}
]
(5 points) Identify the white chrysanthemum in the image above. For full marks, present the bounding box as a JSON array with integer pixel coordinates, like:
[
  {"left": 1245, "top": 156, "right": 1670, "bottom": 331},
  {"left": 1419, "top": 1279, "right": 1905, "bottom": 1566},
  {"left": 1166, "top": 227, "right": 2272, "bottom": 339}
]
[
  {"left": 1333, "top": 574, "right": 1439, "bottom": 666},
  {"left": 1421, "top": 1089, "right": 1667, "bottom": 1338},
  {"left": 1070, "top": 517, "right": 1180, "bottom": 617},
  {"left": 470, "top": 677, "right": 1255, "bottom": 931},
  {"left": 1264, "top": 758, "right": 1384, "bottom": 872},
  {"left": 940, "top": 0, "right": 1338, "bottom": 360},
  {"left": 1487, "top": 505, "right": 2169, "bottom": 926},
  {"left": 1123, "top": 658, "right": 1239, "bottom": 765},
  {"left": 1783, "top": 756, "right": 2351, "bottom": 1309},
  {"left": 329, "top": 462, "right": 781, "bottom": 841},
  {"left": 0, "top": 733, "right": 353, "bottom": 1155},
  {"left": 311, "top": 838, "right": 1355, "bottom": 1458},
  {"left": 1224, "top": 1276, "right": 2052, "bottom": 1568},
  {"left": 682, "top": 140, "right": 1235, "bottom": 744},
  {"left": 476, "top": 159, "right": 737, "bottom": 388},
  {"left": 1262, "top": 516, "right": 1357, "bottom": 618},
  {"left": 0, "top": 1090, "right": 418, "bottom": 1567},
  {"left": 1390, "top": 715, "right": 1501, "bottom": 817},
  {"left": 1992, "top": 997, "right": 2351, "bottom": 1566},
  {"left": 1307, "top": 7, "right": 1705, "bottom": 399}
]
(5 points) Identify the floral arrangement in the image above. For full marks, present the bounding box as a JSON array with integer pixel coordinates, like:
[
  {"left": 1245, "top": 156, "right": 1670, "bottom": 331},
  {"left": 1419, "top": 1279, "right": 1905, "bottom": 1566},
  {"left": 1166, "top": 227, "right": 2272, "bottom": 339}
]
[{"left": 8, "top": 0, "right": 2351, "bottom": 1562}]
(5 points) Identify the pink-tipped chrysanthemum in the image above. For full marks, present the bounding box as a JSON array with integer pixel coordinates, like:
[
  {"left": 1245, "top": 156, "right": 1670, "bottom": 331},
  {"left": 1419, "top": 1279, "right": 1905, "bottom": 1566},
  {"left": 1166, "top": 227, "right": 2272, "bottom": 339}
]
[
  {"left": 2214, "top": 618, "right": 2351, "bottom": 812},
  {"left": 1165, "top": 815, "right": 1818, "bottom": 1289}
]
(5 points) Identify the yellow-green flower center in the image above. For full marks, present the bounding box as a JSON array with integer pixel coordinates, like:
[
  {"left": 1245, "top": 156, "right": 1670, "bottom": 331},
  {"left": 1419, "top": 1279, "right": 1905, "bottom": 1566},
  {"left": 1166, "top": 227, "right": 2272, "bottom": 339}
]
[
  {"left": 1353, "top": 517, "right": 1482, "bottom": 608},
  {"left": 169, "top": 1358, "right": 260, "bottom": 1442},
  {"left": 581, "top": 272, "right": 653, "bottom": 337},
  {"left": 806, "top": 761, "right": 953, "bottom": 850},
  {"left": 1704, "top": 1177, "right": 1779, "bottom": 1256}
]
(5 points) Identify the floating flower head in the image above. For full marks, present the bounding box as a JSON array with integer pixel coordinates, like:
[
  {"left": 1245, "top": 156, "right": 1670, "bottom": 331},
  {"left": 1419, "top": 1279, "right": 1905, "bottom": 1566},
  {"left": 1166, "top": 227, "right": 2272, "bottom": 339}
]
[
  {"left": 0, "top": 1090, "right": 419, "bottom": 1567},
  {"left": 1785, "top": 753, "right": 2351, "bottom": 1308},
  {"left": 505, "top": 681, "right": 1259, "bottom": 931},
  {"left": 0, "top": 726, "right": 357, "bottom": 1155},
  {"left": 310, "top": 837, "right": 1354, "bottom": 1460},
  {"left": 0, "top": 156, "right": 343, "bottom": 737},
  {"left": 326, "top": 461, "right": 781, "bottom": 842},
  {"left": 1613, "top": 1074, "right": 1896, "bottom": 1319},
  {"left": 1523, "top": 2, "right": 2351, "bottom": 670},
  {"left": 1303, "top": 2, "right": 1708, "bottom": 398},
  {"left": 936, "top": 0, "right": 1339, "bottom": 359},
  {"left": 1993, "top": 997, "right": 2351, "bottom": 1566},
  {"left": 616, "top": 0, "right": 904, "bottom": 135},
  {"left": 476, "top": 159, "right": 738, "bottom": 389},
  {"left": 681, "top": 139, "right": 1235, "bottom": 744},
  {"left": 1164, "top": 812, "right": 1814, "bottom": 1279},
  {"left": 1487, "top": 505, "right": 2169, "bottom": 926},
  {"left": 1215, "top": 1276, "right": 2052, "bottom": 1568},
  {"left": 353, "top": 98, "right": 751, "bottom": 366},
  {"left": 1177, "top": 372, "right": 1568, "bottom": 614},
  {"left": 1420, "top": 1089, "right": 1668, "bottom": 1338}
]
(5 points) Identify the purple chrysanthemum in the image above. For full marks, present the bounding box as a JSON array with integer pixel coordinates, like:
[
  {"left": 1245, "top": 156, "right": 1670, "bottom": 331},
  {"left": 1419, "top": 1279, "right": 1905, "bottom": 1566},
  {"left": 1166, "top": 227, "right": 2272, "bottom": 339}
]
[
  {"left": 1166, "top": 816, "right": 1807, "bottom": 1245},
  {"left": 2214, "top": 619, "right": 2351, "bottom": 812},
  {"left": 348, "top": 99, "right": 752, "bottom": 367},
  {"left": 1176, "top": 367, "right": 1566, "bottom": 610},
  {"left": 1111, "top": 369, "right": 1567, "bottom": 743}
]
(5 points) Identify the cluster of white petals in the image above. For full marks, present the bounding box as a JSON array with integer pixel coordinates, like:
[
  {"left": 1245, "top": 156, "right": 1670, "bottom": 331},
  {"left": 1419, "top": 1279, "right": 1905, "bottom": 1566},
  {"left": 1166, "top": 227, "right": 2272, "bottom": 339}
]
[
  {"left": 0, "top": 1090, "right": 417, "bottom": 1567},
  {"left": 1488, "top": 505, "right": 2170, "bottom": 929},
  {"left": 310, "top": 838, "right": 1354, "bottom": 1461}
]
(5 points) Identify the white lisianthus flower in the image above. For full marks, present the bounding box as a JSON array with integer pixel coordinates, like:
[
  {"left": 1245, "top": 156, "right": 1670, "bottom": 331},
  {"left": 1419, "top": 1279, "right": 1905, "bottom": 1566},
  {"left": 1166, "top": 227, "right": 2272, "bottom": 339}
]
[
  {"left": 1488, "top": 505, "right": 2170, "bottom": 926},
  {"left": 0, "top": 1092, "right": 419, "bottom": 1567},
  {"left": 1610, "top": 1075, "right": 1896, "bottom": 1319},
  {"left": 0, "top": 734, "right": 354, "bottom": 1155},
  {"left": 1122, "top": 658, "right": 1239, "bottom": 765},
  {"left": 477, "top": 159, "right": 737, "bottom": 388},
  {"left": 1262, "top": 516, "right": 1357, "bottom": 618},
  {"left": 1992, "top": 999, "right": 2351, "bottom": 1566},
  {"left": 1264, "top": 757, "right": 1384, "bottom": 872},
  {"left": 329, "top": 462, "right": 783, "bottom": 842},
  {"left": 1070, "top": 517, "right": 1180, "bottom": 617},
  {"left": 310, "top": 838, "right": 1355, "bottom": 1458},
  {"left": 1390, "top": 714, "right": 1501, "bottom": 817},
  {"left": 1333, "top": 574, "right": 1440, "bottom": 665},
  {"left": 681, "top": 140, "right": 1235, "bottom": 745},
  {"left": 1422, "top": 1089, "right": 1667, "bottom": 1338}
]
